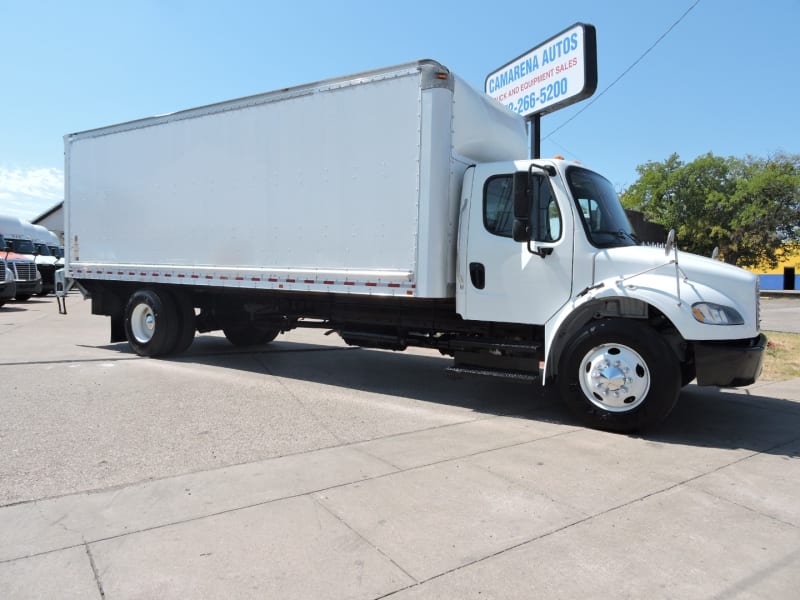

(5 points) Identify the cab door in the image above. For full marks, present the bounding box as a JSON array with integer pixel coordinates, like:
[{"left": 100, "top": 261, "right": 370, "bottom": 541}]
[{"left": 458, "top": 163, "right": 574, "bottom": 325}]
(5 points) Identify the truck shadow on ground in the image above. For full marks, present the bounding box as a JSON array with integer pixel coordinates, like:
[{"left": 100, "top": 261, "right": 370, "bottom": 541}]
[
  {"left": 103, "top": 334, "right": 800, "bottom": 458},
  {"left": 2, "top": 297, "right": 52, "bottom": 311},
  {"left": 0, "top": 305, "right": 28, "bottom": 313}
]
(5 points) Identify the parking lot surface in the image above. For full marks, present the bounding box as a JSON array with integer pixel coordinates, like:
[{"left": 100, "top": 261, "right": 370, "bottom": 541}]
[
  {"left": 760, "top": 294, "right": 800, "bottom": 333},
  {"left": 1, "top": 294, "right": 799, "bottom": 598}
]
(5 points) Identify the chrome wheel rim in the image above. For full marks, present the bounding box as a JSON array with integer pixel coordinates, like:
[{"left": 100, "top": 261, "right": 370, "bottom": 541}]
[
  {"left": 578, "top": 343, "right": 650, "bottom": 412},
  {"left": 130, "top": 303, "right": 156, "bottom": 344}
]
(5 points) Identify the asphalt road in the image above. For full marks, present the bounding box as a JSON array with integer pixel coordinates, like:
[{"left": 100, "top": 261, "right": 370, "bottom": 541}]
[
  {"left": 1, "top": 293, "right": 798, "bottom": 599},
  {"left": 759, "top": 294, "right": 800, "bottom": 333}
]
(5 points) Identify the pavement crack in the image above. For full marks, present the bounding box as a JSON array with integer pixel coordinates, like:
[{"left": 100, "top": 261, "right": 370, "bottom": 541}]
[
  {"left": 311, "top": 495, "right": 418, "bottom": 586},
  {"left": 34, "top": 502, "right": 74, "bottom": 536},
  {"left": 248, "top": 353, "right": 348, "bottom": 446},
  {"left": 85, "top": 542, "right": 106, "bottom": 599}
]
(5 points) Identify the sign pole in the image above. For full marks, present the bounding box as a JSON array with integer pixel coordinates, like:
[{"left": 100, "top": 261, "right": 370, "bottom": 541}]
[{"left": 530, "top": 115, "right": 541, "bottom": 159}]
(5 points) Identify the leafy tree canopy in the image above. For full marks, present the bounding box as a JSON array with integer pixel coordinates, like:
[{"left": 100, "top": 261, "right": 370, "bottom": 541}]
[{"left": 621, "top": 152, "right": 800, "bottom": 268}]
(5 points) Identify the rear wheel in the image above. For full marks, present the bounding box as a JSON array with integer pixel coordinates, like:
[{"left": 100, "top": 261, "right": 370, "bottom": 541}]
[
  {"left": 124, "top": 289, "right": 179, "bottom": 357},
  {"left": 169, "top": 291, "right": 196, "bottom": 355},
  {"left": 223, "top": 324, "right": 280, "bottom": 347},
  {"left": 557, "top": 319, "right": 680, "bottom": 432}
]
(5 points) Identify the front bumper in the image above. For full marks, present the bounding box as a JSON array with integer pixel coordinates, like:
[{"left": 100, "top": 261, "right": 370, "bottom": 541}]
[
  {"left": 694, "top": 334, "right": 767, "bottom": 387},
  {"left": 0, "top": 280, "right": 16, "bottom": 301},
  {"left": 37, "top": 264, "right": 56, "bottom": 293},
  {"left": 14, "top": 278, "right": 43, "bottom": 295}
]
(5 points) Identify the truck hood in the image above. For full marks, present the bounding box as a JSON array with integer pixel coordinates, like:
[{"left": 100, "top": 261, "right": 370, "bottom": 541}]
[
  {"left": 594, "top": 246, "right": 756, "bottom": 290},
  {"left": 3, "top": 251, "right": 35, "bottom": 262},
  {"left": 591, "top": 245, "right": 760, "bottom": 339}
]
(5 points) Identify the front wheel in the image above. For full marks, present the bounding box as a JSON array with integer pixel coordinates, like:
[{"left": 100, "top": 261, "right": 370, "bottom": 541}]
[{"left": 557, "top": 319, "right": 680, "bottom": 432}]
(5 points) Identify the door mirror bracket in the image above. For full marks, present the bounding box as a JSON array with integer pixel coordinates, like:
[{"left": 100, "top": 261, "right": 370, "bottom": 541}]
[{"left": 527, "top": 240, "right": 553, "bottom": 258}]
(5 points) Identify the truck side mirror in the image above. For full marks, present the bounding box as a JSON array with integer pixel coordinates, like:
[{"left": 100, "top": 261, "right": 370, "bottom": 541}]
[
  {"left": 512, "top": 219, "right": 531, "bottom": 242},
  {"left": 512, "top": 171, "right": 531, "bottom": 242},
  {"left": 513, "top": 171, "right": 530, "bottom": 219}
]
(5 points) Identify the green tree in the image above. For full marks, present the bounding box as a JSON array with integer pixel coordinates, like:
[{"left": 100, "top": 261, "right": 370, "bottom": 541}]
[{"left": 622, "top": 152, "right": 800, "bottom": 267}]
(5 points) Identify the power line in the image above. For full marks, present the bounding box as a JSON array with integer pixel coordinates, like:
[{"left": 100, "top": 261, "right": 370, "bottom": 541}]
[{"left": 542, "top": 0, "right": 702, "bottom": 141}]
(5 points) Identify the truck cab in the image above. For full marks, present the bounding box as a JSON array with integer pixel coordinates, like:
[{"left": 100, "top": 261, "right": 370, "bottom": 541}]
[{"left": 457, "top": 158, "right": 764, "bottom": 430}]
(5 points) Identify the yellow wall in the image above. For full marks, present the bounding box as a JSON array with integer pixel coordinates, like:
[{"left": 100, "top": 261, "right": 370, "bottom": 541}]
[{"left": 743, "top": 245, "right": 800, "bottom": 274}]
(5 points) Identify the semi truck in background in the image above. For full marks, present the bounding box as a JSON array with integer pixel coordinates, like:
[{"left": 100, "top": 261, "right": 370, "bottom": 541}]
[
  {"left": 0, "top": 215, "right": 42, "bottom": 301},
  {"left": 0, "top": 235, "right": 17, "bottom": 306},
  {"left": 60, "top": 60, "right": 765, "bottom": 432},
  {"left": 45, "top": 229, "right": 65, "bottom": 265},
  {"left": 22, "top": 222, "right": 60, "bottom": 295}
]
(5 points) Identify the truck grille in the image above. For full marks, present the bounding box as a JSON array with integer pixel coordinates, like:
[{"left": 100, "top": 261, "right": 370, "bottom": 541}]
[
  {"left": 11, "top": 261, "right": 38, "bottom": 281},
  {"left": 0, "top": 263, "right": 5, "bottom": 282},
  {"left": 755, "top": 277, "right": 761, "bottom": 330}
]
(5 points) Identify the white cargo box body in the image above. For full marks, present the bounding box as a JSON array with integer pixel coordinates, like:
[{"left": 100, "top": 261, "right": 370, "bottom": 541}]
[{"left": 65, "top": 60, "right": 526, "bottom": 298}]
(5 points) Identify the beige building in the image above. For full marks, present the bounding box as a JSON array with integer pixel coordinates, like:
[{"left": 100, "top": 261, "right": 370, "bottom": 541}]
[{"left": 32, "top": 201, "right": 64, "bottom": 245}]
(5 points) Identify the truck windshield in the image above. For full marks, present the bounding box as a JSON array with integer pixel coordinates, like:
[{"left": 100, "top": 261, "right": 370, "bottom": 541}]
[
  {"left": 566, "top": 166, "right": 638, "bottom": 248},
  {"left": 7, "top": 239, "right": 36, "bottom": 254},
  {"left": 35, "top": 243, "right": 52, "bottom": 256}
]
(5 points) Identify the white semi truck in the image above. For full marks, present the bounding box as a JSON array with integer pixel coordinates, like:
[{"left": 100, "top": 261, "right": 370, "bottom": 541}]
[
  {"left": 60, "top": 60, "right": 765, "bottom": 432},
  {"left": 0, "top": 215, "right": 43, "bottom": 301},
  {"left": 0, "top": 234, "right": 17, "bottom": 306},
  {"left": 22, "top": 221, "right": 59, "bottom": 295}
]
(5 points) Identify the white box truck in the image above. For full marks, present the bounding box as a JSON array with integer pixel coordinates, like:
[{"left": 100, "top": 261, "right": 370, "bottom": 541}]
[{"left": 61, "top": 60, "right": 765, "bottom": 432}]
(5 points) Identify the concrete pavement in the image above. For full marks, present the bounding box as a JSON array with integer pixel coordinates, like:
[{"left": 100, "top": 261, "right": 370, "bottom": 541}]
[{"left": 1, "top": 295, "right": 799, "bottom": 598}]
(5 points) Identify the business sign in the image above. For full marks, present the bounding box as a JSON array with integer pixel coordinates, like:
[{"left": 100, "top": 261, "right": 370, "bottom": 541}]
[{"left": 486, "top": 23, "right": 597, "bottom": 119}]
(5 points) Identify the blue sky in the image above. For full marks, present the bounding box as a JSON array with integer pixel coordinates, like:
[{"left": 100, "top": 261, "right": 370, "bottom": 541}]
[{"left": 1, "top": 0, "right": 797, "bottom": 221}]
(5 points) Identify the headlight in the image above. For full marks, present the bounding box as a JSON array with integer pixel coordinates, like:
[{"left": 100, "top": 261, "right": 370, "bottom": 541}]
[{"left": 691, "top": 302, "right": 744, "bottom": 325}]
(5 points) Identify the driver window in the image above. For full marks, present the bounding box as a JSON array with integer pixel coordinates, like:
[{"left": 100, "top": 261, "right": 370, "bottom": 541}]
[
  {"left": 484, "top": 174, "right": 562, "bottom": 242},
  {"left": 484, "top": 176, "right": 514, "bottom": 238}
]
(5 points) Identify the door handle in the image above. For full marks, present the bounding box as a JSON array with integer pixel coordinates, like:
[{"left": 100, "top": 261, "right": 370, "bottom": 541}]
[{"left": 469, "top": 262, "right": 485, "bottom": 290}]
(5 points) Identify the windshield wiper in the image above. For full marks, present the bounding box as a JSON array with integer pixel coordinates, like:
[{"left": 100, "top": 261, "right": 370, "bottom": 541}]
[
  {"left": 623, "top": 230, "right": 640, "bottom": 244},
  {"left": 593, "top": 230, "right": 639, "bottom": 244}
]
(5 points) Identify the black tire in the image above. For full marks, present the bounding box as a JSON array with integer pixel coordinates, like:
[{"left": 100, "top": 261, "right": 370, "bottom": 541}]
[
  {"left": 168, "top": 290, "right": 196, "bottom": 355},
  {"left": 124, "top": 289, "right": 179, "bottom": 357},
  {"left": 223, "top": 324, "right": 280, "bottom": 347},
  {"left": 680, "top": 361, "right": 697, "bottom": 387},
  {"left": 15, "top": 294, "right": 31, "bottom": 302},
  {"left": 557, "top": 319, "right": 680, "bottom": 432}
]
